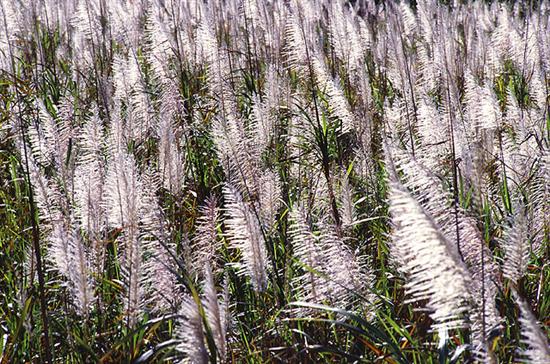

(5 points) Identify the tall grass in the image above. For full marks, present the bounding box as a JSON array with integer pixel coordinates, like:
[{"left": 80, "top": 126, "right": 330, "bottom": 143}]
[{"left": 0, "top": 0, "right": 549, "bottom": 363}]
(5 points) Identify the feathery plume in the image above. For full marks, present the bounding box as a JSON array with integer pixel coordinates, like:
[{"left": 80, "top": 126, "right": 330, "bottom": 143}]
[
  {"left": 390, "top": 144, "right": 503, "bottom": 352},
  {"left": 258, "top": 170, "right": 281, "bottom": 231},
  {"left": 104, "top": 150, "right": 145, "bottom": 326},
  {"left": 289, "top": 204, "right": 332, "bottom": 307},
  {"left": 514, "top": 291, "right": 550, "bottom": 363},
  {"left": 202, "top": 264, "right": 228, "bottom": 361},
  {"left": 176, "top": 265, "right": 229, "bottom": 363},
  {"left": 176, "top": 296, "right": 208, "bottom": 364},
  {"left": 311, "top": 55, "right": 354, "bottom": 133},
  {"left": 289, "top": 203, "right": 371, "bottom": 310},
  {"left": 48, "top": 218, "right": 94, "bottom": 316},
  {"left": 385, "top": 143, "right": 473, "bottom": 330},
  {"left": 500, "top": 203, "right": 530, "bottom": 286},
  {"left": 191, "top": 196, "right": 221, "bottom": 275},
  {"left": 141, "top": 171, "right": 180, "bottom": 312},
  {"left": 223, "top": 183, "right": 269, "bottom": 291}
]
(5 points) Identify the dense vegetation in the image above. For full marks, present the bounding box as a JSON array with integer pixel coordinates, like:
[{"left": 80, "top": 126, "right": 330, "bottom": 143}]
[{"left": 0, "top": 0, "right": 549, "bottom": 363}]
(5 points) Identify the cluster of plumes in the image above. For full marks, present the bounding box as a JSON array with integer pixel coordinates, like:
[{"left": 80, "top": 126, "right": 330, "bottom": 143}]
[
  {"left": 385, "top": 145, "right": 473, "bottom": 331},
  {"left": 1, "top": 0, "right": 549, "bottom": 362},
  {"left": 379, "top": 0, "right": 550, "bottom": 362},
  {"left": 288, "top": 204, "right": 373, "bottom": 313}
]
